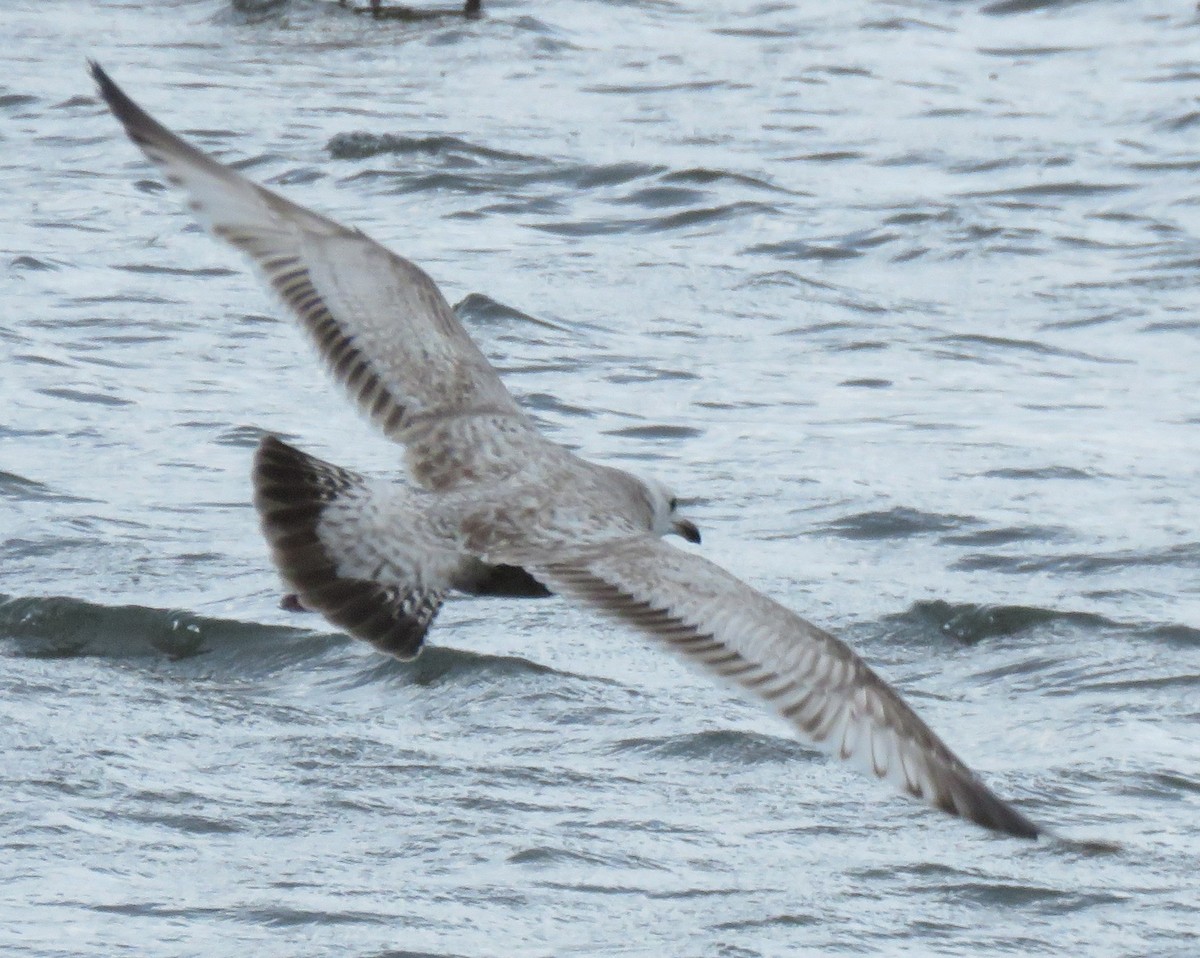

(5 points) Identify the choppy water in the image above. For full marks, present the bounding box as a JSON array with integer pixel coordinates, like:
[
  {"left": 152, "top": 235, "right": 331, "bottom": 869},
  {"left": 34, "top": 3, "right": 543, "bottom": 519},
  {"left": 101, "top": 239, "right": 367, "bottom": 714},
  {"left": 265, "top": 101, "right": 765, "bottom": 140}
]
[{"left": 3, "top": 0, "right": 1200, "bottom": 954}]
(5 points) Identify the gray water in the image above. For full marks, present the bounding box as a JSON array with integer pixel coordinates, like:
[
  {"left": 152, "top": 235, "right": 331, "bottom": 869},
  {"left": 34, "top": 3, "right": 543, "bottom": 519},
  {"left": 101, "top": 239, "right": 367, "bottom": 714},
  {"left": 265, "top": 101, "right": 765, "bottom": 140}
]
[{"left": 3, "top": 0, "right": 1199, "bottom": 954}]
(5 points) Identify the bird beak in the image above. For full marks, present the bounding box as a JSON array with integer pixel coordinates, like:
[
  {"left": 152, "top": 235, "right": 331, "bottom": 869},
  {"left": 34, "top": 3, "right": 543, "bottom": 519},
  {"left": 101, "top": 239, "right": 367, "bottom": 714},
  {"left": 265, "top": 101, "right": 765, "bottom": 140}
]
[{"left": 673, "top": 518, "right": 701, "bottom": 545}]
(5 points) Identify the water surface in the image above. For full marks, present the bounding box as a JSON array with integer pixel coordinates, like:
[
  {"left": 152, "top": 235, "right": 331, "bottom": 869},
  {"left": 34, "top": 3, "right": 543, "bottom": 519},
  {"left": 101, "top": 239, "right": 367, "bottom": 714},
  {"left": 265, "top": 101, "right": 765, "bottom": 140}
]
[{"left": 2, "top": 1, "right": 1199, "bottom": 955}]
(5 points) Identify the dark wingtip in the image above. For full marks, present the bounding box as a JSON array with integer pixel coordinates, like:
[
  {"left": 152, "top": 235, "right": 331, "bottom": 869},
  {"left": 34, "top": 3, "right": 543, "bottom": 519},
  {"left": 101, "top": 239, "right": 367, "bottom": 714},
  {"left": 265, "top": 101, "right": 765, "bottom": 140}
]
[
  {"left": 88, "top": 59, "right": 172, "bottom": 153},
  {"left": 89, "top": 59, "right": 123, "bottom": 111}
]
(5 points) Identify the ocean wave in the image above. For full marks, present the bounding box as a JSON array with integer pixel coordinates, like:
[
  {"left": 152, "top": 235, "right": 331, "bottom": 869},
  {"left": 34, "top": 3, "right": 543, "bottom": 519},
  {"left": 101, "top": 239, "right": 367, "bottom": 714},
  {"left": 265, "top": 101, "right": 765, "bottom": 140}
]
[
  {"left": 0, "top": 592, "right": 329, "bottom": 665},
  {"left": 609, "top": 728, "right": 814, "bottom": 765},
  {"left": 817, "top": 506, "right": 971, "bottom": 540},
  {"left": 0, "top": 593, "right": 577, "bottom": 686},
  {"left": 888, "top": 599, "right": 1113, "bottom": 645},
  {"left": 325, "top": 640, "right": 566, "bottom": 691},
  {"left": 327, "top": 131, "right": 536, "bottom": 164}
]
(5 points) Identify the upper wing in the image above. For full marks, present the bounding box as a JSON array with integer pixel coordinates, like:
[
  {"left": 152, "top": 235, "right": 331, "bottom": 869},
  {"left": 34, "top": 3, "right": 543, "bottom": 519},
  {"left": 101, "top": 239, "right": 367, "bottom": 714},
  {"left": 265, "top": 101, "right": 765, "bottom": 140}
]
[
  {"left": 518, "top": 537, "right": 1041, "bottom": 839},
  {"left": 92, "top": 62, "right": 545, "bottom": 490}
]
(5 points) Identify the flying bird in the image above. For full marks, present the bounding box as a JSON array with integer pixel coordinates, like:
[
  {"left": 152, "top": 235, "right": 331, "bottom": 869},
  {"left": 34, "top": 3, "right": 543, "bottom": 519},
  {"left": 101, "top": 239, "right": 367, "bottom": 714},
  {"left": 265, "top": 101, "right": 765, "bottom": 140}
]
[{"left": 91, "top": 61, "right": 1043, "bottom": 840}]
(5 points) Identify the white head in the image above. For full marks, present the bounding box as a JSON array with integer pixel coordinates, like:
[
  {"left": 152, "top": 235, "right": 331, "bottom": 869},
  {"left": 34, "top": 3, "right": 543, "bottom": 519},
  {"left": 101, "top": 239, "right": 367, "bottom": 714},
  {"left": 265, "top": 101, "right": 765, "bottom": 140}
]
[{"left": 640, "top": 476, "right": 702, "bottom": 544}]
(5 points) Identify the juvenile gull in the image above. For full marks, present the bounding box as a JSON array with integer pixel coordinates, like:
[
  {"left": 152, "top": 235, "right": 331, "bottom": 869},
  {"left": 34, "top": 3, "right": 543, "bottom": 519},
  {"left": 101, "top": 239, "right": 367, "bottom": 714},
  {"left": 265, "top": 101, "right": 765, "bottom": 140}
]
[{"left": 92, "top": 62, "right": 1042, "bottom": 840}]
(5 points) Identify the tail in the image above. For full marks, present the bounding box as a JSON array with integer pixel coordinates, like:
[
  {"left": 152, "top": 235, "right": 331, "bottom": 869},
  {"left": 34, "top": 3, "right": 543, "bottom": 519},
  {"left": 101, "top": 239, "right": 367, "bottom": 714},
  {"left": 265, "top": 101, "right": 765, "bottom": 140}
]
[{"left": 253, "top": 435, "right": 442, "bottom": 659}]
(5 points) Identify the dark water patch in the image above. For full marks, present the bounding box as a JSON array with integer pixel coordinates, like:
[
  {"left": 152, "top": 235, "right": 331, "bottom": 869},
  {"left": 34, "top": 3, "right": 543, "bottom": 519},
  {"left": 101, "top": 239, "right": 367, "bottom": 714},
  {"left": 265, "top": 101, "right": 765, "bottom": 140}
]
[
  {"left": 1142, "top": 318, "right": 1200, "bottom": 333},
  {"left": 1126, "top": 158, "right": 1200, "bottom": 173},
  {"left": 712, "top": 25, "right": 796, "bottom": 38},
  {"left": 695, "top": 399, "right": 770, "bottom": 412},
  {"left": 214, "top": 424, "right": 272, "bottom": 448},
  {"left": 499, "top": 358, "right": 586, "bottom": 377},
  {"left": 959, "top": 181, "right": 1133, "bottom": 199},
  {"left": 10, "top": 255, "right": 59, "bottom": 271},
  {"left": 0, "top": 93, "right": 38, "bottom": 109},
  {"left": 852, "top": 860, "right": 968, "bottom": 883},
  {"left": 1157, "top": 110, "right": 1200, "bottom": 133},
  {"left": 833, "top": 340, "right": 888, "bottom": 353},
  {"left": 112, "top": 263, "right": 239, "bottom": 278},
  {"left": 3, "top": 536, "right": 96, "bottom": 560},
  {"left": 508, "top": 844, "right": 664, "bottom": 871},
  {"left": 740, "top": 270, "right": 839, "bottom": 292},
  {"left": 934, "top": 880, "right": 1116, "bottom": 910},
  {"left": 531, "top": 201, "right": 769, "bottom": 237},
  {"left": 890, "top": 600, "right": 1112, "bottom": 644},
  {"left": 0, "top": 593, "right": 337, "bottom": 669},
  {"left": 225, "top": 0, "right": 291, "bottom": 22},
  {"left": 91, "top": 332, "right": 173, "bottom": 347},
  {"left": 37, "top": 386, "right": 133, "bottom": 408},
  {"left": 884, "top": 209, "right": 952, "bottom": 226},
  {"left": 818, "top": 507, "right": 973, "bottom": 541},
  {"left": 838, "top": 377, "right": 891, "bottom": 389},
  {"left": 947, "top": 157, "right": 1024, "bottom": 175},
  {"left": 1142, "top": 770, "right": 1200, "bottom": 797},
  {"left": 606, "top": 366, "right": 700, "bottom": 384},
  {"left": 90, "top": 901, "right": 390, "bottom": 927},
  {"left": 784, "top": 150, "right": 865, "bottom": 163},
  {"left": 266, "top": 165, "right": 326, "bottom": 187},
  {"left": 131, "top": 177, "right": 168, "bottom": 195},
  {"left": 982, "top": 0, "right": 1094, "bottom": 14},
  {"left": 614, "top": 186, "right": 709, "bottom": 209},
  {"left": 982, "top": 466, "right": 1094, "bottom": 481},
  {"left": 453, "top": 292, "right": 571, "bottom": 333},
  {"left": 327, "top": 131, "right": 536, "bottom": 164},
  {"left": 33, "top": 219, "right": 107, "bottom": 234},
  {"left": 603, "top": 424, "right": 703, "bottom": 441},
  {"left": 584, "top": 80, "right": 750, "bottom": 95},
  {"left": 0, "top": 470, "right": 94, "bottom": 504},
  {"left": 122, "top": 808, "right": 244, "bottom": 836},
  {"left": 1040, "top": 310, "right": 1129, "bottom": 331},
  {"left": 379, "top": 160, "right": 668, "bottom": 197},
  {"left": 746, "top": 228, "right": 899, "bottom": 260},
  {"left": 955, "top": 543, "right": 1200, "bottom": 575},
  {"left": 610, "top": 729, "right": 813, "bottom": 765},
  {"left": 475, "top": 195, "right": 567, "bottom": 216},
  {"left": 368, "top": 952, "right": 468, "bottom": 958},
  {"left": 747, "top": 239, "right": 863, "bottom": 261},
  {"left": 522, "top": 393, "right": 595, "bottom": 418},
  {"left": 328, "top": 641, "right": 572, "bottom": 691},
  {"left": 9, "top": 352, "right": 69, "bottom": 368},
  {"left": 351, "top": 169, "right": 498, "bottom": 196},
  {"left": 1072, "top": 674, "right": 1200, "bottom": 695},
  {"left": 935, "top": 334, "right": 1126, "bottom": 365},
  {"left": 662, "top": 167, "right": 789, "bottom": 193},
  {"left": 712, "top": 913, "right": 820, "bottom": 930},
  {"left": 562, "top": 161, "right": 665, "bottom": 190},
  {"left": 977, "top": 45, "right": 1089, "bottom": 58},
  {"left": 943, "top": 524, "right": 1072, "bottom": 546},
  {"left": 68, "top": 293, "right": 178, "bottom": 306},
  {"left": 1141, "top": 624, "right": 1200, "bottom": 647}
]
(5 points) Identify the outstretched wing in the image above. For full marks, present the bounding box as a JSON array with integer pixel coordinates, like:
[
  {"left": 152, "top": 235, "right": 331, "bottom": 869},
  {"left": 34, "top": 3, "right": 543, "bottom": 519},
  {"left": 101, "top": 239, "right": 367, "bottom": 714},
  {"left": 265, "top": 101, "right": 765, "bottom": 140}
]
[
  {"left": 518, "top": 537, "right": 1040, "bottom": 839},
  {"left": 92, "top": 62, "right": 547, "bottom": 490}
]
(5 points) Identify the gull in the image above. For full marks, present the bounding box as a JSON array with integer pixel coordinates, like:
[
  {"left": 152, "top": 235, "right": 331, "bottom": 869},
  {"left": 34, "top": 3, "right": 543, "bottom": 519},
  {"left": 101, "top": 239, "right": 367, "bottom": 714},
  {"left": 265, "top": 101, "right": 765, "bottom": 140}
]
[{"left": 92, "top": 61, "right": 1043, "bottom": 840}]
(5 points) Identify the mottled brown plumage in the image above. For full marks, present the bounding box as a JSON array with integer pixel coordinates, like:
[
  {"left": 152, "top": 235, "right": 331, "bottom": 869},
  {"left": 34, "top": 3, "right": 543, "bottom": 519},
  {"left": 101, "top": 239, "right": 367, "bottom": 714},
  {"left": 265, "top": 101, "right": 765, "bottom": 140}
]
[{"left": 94, "top": 61, "right": 1044, "bottom": 840}]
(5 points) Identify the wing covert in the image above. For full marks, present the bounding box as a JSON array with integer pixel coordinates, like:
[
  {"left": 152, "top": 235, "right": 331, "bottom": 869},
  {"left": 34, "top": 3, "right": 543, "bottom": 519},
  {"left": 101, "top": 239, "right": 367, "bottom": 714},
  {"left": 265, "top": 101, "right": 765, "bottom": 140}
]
[{"left": 92, "top": 62, "right": 543, "bottom": 488}]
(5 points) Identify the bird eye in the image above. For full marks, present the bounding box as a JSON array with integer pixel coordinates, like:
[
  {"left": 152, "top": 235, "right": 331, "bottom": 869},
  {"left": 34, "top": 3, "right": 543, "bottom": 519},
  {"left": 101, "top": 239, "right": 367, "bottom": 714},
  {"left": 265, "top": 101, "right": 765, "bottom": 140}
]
[{"left": 669, "top": 497, "right": 678, "bottom": 511}]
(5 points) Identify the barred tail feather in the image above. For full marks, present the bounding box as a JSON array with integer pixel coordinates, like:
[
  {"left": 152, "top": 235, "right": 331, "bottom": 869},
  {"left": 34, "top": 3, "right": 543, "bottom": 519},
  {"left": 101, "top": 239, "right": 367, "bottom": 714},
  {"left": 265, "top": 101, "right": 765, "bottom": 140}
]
[{"left": 253, "top": 435, "right": 442, "bottom": 659}]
